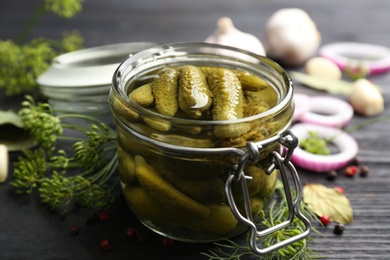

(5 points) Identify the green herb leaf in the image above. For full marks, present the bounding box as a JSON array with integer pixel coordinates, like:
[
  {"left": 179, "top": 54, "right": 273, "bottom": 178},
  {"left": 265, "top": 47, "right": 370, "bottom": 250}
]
[
  {"left": 0, "top": 110, "right": 36, "bottom": 151},
  {"left": 289, "top": 71, "right": 353, "bottom": 95},
  {"left": 0, "top": 110, "right": 24, "bottom": 128},
  {"left": 303, "top": 183, "right": 353, "bottom": 224}
]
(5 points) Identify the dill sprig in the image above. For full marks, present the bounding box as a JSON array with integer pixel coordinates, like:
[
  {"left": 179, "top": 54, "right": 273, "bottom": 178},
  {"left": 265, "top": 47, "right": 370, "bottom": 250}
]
[
  {"left": 0, "top": 0, "right": 84, "bottom": 96},
  {"left": 202, "top": 180, "right": 323, "bottom": 260},
  {"left": 0, "top": 32, "right": 83, "bottom": 96},
  {"left": 299, "top": 131, "right": 330, "bottom": 155},
  {"left": 10, "top": 96, "right": 118, "bottom": 214},
  {"left": 44, "top": 0, "right": 84, "bottom": 18}
]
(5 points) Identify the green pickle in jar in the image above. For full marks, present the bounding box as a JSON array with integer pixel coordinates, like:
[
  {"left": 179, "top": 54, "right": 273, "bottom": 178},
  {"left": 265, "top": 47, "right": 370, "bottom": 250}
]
[{"left": 110, "top": 43, "right": 294, "bottom": 242}]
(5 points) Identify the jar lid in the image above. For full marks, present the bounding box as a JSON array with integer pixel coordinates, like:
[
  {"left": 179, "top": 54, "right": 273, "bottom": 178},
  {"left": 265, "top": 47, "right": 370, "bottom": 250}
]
[{"left": 37, "top": 42, "right": 157, "bottom": 89}]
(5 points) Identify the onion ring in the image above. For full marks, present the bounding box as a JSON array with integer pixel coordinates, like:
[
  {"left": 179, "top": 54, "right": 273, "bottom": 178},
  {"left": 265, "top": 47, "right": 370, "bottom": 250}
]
[
  {"left": 319, "top": 42, "right": 390, "bottom": 75},
  {"left": 293, "top": 93, "right": 311, "bottom": 122},
  {"left": 298, "top": 96, "right": 353, "bottom": 127},
  {"left": 290, "top": 123, "right": 358, "bottom": 172}
]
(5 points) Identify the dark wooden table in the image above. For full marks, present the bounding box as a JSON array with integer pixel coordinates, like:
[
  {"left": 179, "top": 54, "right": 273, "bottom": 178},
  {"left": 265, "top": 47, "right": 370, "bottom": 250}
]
[{"left": 1, "top": 0, "right": 390, "bottom": 259}]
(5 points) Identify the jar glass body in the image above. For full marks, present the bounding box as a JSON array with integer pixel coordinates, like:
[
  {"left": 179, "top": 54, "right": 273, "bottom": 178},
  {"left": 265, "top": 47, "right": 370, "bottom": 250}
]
[{"left": 110, "top": 42, "right": 294, "bottom": 242}]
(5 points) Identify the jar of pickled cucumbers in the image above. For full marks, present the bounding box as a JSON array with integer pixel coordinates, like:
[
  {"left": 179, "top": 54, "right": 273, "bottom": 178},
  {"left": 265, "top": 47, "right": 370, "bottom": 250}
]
[{"left": 109, "top": 43, "right": 310, "bottom": 250}]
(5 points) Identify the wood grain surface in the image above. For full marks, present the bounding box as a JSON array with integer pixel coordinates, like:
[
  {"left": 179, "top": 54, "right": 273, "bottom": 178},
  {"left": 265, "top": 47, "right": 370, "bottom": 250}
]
[{"left": 1, "top": 0, "right": 389, "bottom": 259}]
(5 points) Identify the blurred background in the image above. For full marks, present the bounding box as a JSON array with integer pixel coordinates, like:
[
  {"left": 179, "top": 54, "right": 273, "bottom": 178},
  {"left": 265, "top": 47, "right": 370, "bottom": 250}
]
[{"left": 1, "top": 0, "right": 388, "bottom": 49}]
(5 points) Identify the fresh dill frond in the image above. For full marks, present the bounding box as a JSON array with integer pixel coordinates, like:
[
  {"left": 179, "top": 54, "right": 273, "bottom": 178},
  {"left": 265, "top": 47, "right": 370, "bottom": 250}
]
[{"left": 10, "top": 96, "right": 118, "bottom": 214}]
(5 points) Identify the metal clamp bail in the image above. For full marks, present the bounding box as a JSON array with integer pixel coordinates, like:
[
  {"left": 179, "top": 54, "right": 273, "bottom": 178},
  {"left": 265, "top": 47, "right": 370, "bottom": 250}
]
[{"left": 225, "top": 130, "right": 311, "bottom": 256}]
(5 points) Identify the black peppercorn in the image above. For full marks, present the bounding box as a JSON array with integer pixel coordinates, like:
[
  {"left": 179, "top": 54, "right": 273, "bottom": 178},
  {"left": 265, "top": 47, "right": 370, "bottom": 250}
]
[
  {"left": 334, "top": 223, "right": 345, "bottom": 235},
  {"left": 326, "top": 170, "right": 338, "bottom": 181},
  {"left": 351, "top": 156, "right": 361, "bottom": 166},
  {"left": 86, "top": 211, "right": 97, "bottom": 226},
  {"left": 359, "top": 165, "right": 369, "bottom": 177}
]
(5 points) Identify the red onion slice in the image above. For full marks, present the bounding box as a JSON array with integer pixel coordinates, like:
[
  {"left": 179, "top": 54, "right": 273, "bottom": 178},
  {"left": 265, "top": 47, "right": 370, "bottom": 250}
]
[
  {"left": 319, "top": 42, "right": 390, "bottom": 75},
  {"left": 298, "top": 96, "right": 353, "bottom": 128},
  {"left": 293, "top": 93, "right": 311, "bottom": 122},
  {"left": 290, "top": 123, "right": 358, "bottom": 172}
]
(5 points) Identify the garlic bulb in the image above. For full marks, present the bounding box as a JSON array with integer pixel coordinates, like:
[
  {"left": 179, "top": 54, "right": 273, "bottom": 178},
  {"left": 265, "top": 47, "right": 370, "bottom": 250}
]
[
  {"left": 205, "top": 17, "right": 266, "bottom": 59},
  {"left": 0, "top": 144, "right": 8, "bottom": 183},
  {"left": 265, "top": 8, "right": 321, "bottom": 66}
]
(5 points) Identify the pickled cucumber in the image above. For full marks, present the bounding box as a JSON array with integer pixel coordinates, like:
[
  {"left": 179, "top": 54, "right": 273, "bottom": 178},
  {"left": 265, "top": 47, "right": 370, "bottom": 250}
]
[
  {"left": 200, "top": 66, "right": 268, "bottom": 92},
  {"left": 244, "top": 91, "right": 271, "bottom": 117},
  {"left": 129, "top": 83, "right": 154, "bottom": 107},
  {"left": 244, "top": 165, "right": 267, "bottom": 196},
  {"left": 159, "top": 168, "right": 225, "bottom": 203},
  {"left": 159, "top": 154, "right": 231, "bottom": 179},
  {"left": 213, "top": 122, "right": 251, "bottom": 139},
  {"left": 207, "top": 68, "right": 244, "bottom": 121},
  {"left": 250, "top": 197, "right": 265, "bottom": 216},
  {"left": 143, "top": 117, "right": 171, "bottom": 132},
  {"left": 117, "top": 146, "right": 136, "bottom": 185},
  {"left": 233, "top": 70, "right": 268, "bottom": 92},
  {"left": 236, "top": 196, "right": 265, "bottom": 217},
  {"left": 257, "top": 169, "right": 278, "bottom": 200},
  {"left": 232, "top": 165, "right": 266, "bottom": 202},
  {"left": 152, "top": 67, "right": 180, "bottom": 116},
  {"left": 150, "top": 133, "right": 212, "bottom": 148},
  {"left": 134, "top": 155, "right": 211, "bottom": 218},
  {"left": 123, "top": 186, "right": 238, "bottom": 236},
  {"left": 184, "top": 204, "right": 238, "bottom": 235},
  {"left": 178, "top": 65, "right": 212, "bottom": 118},
  {"left": 123, "top": 185, "right": 171, "bottom": 222},
  {"left": 111, "top": 94, "right": 139, "bottom": 119}
]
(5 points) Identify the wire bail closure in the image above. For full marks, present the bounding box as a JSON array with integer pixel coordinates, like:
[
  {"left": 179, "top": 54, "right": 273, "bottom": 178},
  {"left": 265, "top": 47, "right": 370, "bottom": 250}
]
[{"left": 225, "top": 129, "right": 311, "bottom": 256}]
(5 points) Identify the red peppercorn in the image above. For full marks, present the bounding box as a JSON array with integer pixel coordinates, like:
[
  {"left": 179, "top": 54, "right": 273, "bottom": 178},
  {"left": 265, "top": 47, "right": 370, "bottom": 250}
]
[
  {"left": 100, "top": 239, "right": 112, "bottom": 251},
  {"left": 126, "top": 227, "right": 139, "bottom": 239},
  {"left": 71, "top": 226, "right": 80, "bottom": 235},
  {"left": 319, "top": 214, "right": 331, "bottom": 226},
  {"left": 334, "top": 186, "right": 345, "bottom": 194},
  {"left": 344, "top": 166, "right": 358, "bottom": 177},
  {"left": 162, "top": 237, "right": 175, "bottom": 248},
  {"left": 97, "top": 211, "right": 108, "bottom": 222}
]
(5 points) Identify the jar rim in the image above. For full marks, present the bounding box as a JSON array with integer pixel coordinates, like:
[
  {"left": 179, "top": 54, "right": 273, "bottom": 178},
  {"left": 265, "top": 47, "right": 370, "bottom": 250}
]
[{"left": 111, "top": 42, "right": 294, "bottom": 126}]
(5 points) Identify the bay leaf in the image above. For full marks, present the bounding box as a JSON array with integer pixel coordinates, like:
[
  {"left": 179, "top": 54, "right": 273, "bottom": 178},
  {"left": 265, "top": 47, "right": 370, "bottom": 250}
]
[
  {"left": 0, "top": 110, "right": 36, "bottom": 151},
  {"left": 0, "top": 110, "right": 24, "bottom": 128},
  {"left": 289, "top": 71, "right": 353, "bottom": 95},
  {"left": 303, "top": 183, "right": 353, "bottom": 224}
]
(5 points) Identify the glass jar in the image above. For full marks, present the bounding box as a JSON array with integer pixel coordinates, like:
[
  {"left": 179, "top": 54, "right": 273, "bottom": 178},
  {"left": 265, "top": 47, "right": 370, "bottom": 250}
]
[{"left": 110, "top": 43, "right": 309, "bottom": 248}]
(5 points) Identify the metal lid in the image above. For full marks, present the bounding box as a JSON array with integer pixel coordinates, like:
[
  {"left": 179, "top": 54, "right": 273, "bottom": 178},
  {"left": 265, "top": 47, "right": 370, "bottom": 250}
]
[{"left": 37, "top": 42, "right": 157, "bottom": 89}]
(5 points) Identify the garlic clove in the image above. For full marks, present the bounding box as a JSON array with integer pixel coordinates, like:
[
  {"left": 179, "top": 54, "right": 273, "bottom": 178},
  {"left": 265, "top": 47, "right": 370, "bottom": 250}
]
[
  {"left": 265, "top": 8, "right": 321, "bottom": 66},
  {"left": 349, "top": 78, "right": 384, "bottom": 116},
  {"left": 205, "top": 17, "right": 266, "bottom": 57},
  {"left": 0, "top": 144, "right": 8, "bottom": 183},
  {"left": 305, "top": 57, "right": 342, "bottom": 80}
]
